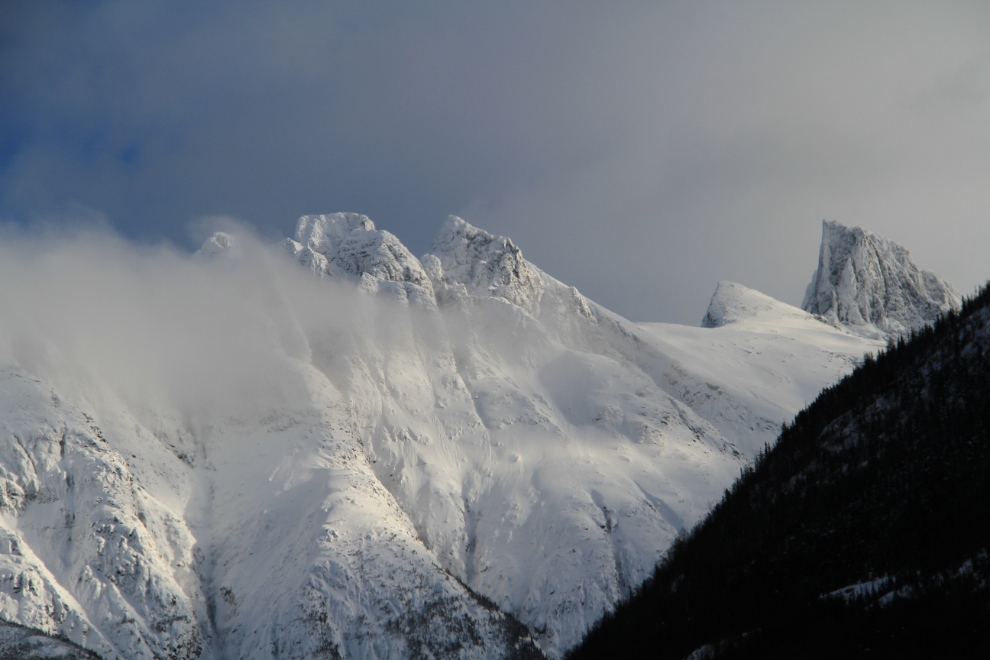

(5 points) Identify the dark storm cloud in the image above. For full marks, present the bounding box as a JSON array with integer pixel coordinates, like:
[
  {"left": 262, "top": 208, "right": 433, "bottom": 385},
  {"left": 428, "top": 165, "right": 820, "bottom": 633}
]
[{"left": 2, "top": 1, "right": 989, "bottom": 323}]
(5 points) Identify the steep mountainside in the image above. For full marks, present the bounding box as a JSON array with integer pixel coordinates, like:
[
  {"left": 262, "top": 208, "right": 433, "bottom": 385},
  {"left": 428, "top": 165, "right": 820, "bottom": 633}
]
[
  {"left": 638, "top": 281, "right": 882, "bottom": 455},
  {"left": 0, "top": 214, "right": 942, "bottom": 659},
  {"left": 0, "top": 325, "right": 541, "bottom": 660},
  {"left": 281, "top": 214, "right": 747, "bottom": 656},
  {"left": 571, "top": 284, "right": 990, "bottom": 659},
  {"left": 802, "top": 220, "right": 960, "bottom": 340}
]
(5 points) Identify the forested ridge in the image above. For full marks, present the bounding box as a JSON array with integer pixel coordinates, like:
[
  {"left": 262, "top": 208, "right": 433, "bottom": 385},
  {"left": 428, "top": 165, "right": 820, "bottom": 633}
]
[{"left": 569, "top": 283, "right": 990, "bottom": 659}]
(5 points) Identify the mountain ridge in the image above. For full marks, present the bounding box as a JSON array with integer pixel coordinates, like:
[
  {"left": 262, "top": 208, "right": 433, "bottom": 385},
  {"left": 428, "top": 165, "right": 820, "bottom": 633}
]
[{"left": 0, "top": 214, "right": 957, "bottom": 659}]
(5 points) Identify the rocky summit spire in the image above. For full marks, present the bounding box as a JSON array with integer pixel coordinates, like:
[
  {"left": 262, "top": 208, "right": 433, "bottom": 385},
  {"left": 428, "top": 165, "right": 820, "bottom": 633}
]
[{"left": 801, "top": 220, "right": 961, "bottom": 340}]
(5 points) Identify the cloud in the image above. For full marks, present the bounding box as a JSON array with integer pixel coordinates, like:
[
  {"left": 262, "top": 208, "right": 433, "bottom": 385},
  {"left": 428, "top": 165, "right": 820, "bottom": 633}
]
[
  {"left": 0, "top": 221, "right": 354, "bottom": 424},
  {"left": 2, "top": 1, "right": 989, "bottom": 324}
]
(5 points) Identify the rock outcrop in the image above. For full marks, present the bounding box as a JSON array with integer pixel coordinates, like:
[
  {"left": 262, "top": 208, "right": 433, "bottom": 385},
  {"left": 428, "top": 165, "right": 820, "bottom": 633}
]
[{"left": 802, "top": 220, "right": 961, "bottom": 340}]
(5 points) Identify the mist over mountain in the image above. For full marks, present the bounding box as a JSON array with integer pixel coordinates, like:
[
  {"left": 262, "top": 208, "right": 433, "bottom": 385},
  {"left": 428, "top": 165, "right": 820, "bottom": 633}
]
[{"left": 0, "top": 215, "right": 964, "bottom": 659}]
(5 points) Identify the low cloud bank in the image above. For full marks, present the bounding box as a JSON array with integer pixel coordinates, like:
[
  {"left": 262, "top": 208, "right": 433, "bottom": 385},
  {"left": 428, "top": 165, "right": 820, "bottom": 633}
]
[{"left": 0, "top": 222, "right": 389, "bottom": 423}]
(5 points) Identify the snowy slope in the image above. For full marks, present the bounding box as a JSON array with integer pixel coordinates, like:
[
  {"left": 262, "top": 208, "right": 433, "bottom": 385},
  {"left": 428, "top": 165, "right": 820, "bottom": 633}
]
[
  {"left": 0, "top": 367, "right": 209, "bottom": 659},
  {"left": 0, "top": 362, "right": 542, "bottom": 660},
  {"left": 0, "top": 214, "right": 940, "bottom": 659},
  {"left": 802, "top": 220, "right": 961, "bottom": 340},
  {"left": 0, "top": 619, "right": 99, "bottom": 658},
  {"left": 0, "top": 233, "right": 542, "bottom": 660},
  {"left": 278, "top": 215, "right": 883, "bottom": 653},
  {"left": 639, "top": 281, "right": 883, "bottom": 456},
  {"left": 282, "top": 215, "right": 744, "bottom": 656}
]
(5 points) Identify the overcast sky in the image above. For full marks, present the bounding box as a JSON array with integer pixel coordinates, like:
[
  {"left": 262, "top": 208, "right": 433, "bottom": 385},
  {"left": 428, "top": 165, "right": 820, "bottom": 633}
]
[{"left": 2, "top": 1, "right": 989, "bottom": 324}]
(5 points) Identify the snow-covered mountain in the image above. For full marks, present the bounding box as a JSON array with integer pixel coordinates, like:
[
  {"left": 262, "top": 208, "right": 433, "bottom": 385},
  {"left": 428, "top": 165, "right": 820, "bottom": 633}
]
[
  {"left": 278, "top": 215, "right": 745, "bottom": 656},
  {"left": 801, "top": 220, "right": 961, "bottom": 340},
  {"left": 641, "top": 280, "right": 883, "bottom": 455},
  {"left": 0, "top": 215, "right": 947, "bottom": 659},
  {"left": 572, "top": 271, "right": 990, "bottom": 660}
]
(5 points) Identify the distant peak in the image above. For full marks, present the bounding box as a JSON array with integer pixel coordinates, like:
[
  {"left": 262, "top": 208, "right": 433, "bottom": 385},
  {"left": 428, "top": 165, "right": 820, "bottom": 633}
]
[
  {"left": 428, "top": 216, "right": 542, "bottom": 311},
  {"left": 820, "top": 220, "right": 873, "bottom": 251},
  {"left": 194, "top": 231, "right": 238, "bottom": 260},
  {"left": 802, "top": 220, "right": 960, "bottom": 339},
  {"left": 295, "top": 213, "right": 375, "bottom": 245},
  {"left": 286, "top": 212, "right": 432, "bottom": 294},
  {"left": 433, "top": 215, "right": 517, "bottom": 251},
  {"left": 439, "top": 214, "right": 470, "bottom": 235},
  {"left": 702, "top": 281, "right": 806, "bottom": 328},
  {"left": 702, "top": 281, "right": 749, "bottom": 328},
  {"left": 823, "top": 219, "right": 856, "bottom": 232}
]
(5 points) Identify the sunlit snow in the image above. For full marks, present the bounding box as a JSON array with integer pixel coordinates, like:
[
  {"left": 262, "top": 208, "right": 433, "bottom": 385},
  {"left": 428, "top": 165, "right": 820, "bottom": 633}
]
[{"left": 0, "top": 215, "right": 918, "bottom": 659}]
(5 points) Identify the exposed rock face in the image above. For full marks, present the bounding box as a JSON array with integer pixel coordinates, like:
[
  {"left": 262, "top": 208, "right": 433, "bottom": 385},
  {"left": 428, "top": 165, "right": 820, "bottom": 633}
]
[{"left": 801, "top": 220, "right": 961, "bottom": 340}]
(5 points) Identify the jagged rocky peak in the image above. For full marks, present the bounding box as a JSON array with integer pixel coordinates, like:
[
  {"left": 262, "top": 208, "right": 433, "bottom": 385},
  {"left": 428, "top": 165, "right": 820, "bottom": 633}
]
[
  {"left": 283, "top": 212, "right": 433, "bottom": 299},
  {"left": 425, "top": 215, "right": 544, "bottom": 312},
  {"left": 701, "top": 281, "right": 809, "bottom": 328},
  {"left": 801, "top": 220, "right": 961, "bottom": 340}
]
